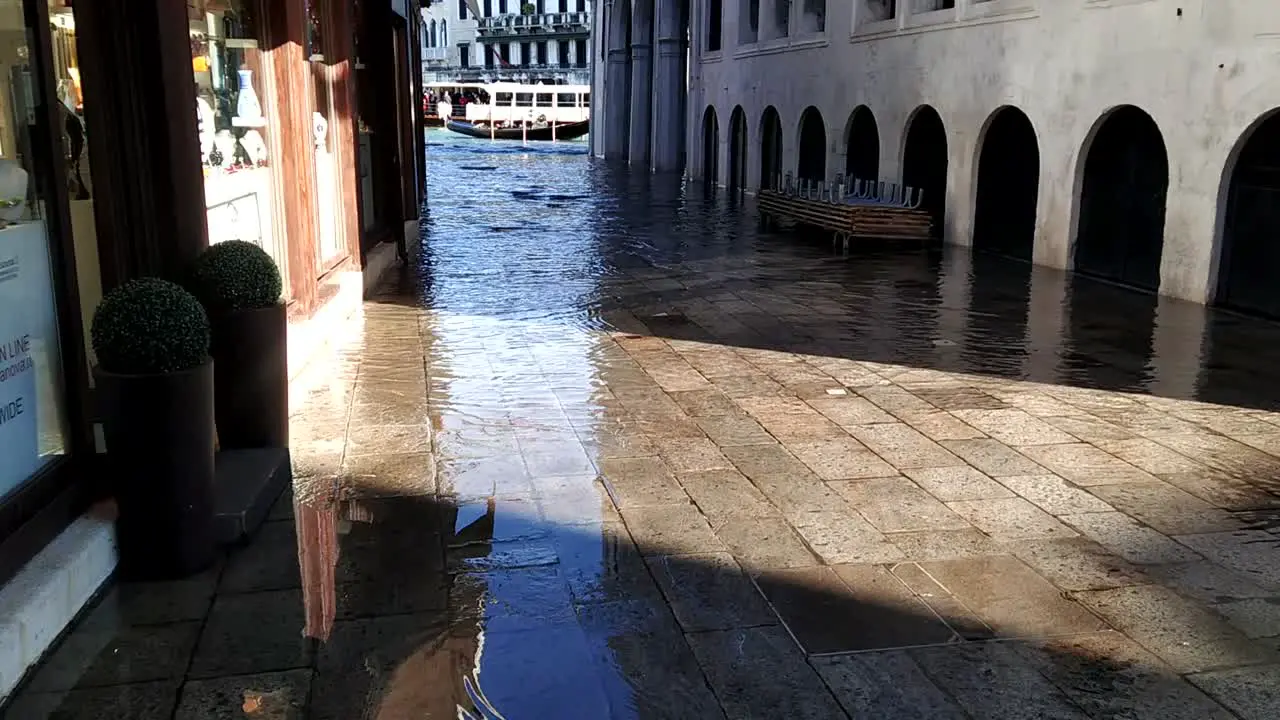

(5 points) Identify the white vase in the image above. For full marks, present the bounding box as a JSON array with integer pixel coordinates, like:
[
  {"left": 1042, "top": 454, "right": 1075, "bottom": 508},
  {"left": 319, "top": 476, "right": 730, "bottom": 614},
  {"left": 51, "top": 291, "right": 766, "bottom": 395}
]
[
  {"left": 235, "top": 69, "right": 263, "bottom": 122},
  {"left": 0, "top": 159, "right": 29, "bottom": 222}
]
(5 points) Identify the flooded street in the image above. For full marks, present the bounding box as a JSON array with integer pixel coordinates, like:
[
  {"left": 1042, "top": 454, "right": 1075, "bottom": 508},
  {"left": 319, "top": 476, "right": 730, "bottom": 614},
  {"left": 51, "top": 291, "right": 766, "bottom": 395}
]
[{"left": 9, "top": 131, "right": 1280, "bottom": 719}]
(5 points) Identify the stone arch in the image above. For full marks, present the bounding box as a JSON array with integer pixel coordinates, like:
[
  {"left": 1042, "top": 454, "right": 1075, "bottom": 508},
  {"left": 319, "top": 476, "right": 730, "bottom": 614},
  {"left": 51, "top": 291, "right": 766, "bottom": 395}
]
[
  {"left": 797, "top": 106, "right": 827, "bottom": 182},
  {"left": 760, "top": 105, "right": 783, "bottom": 190},
  {"left": 1073, "top": 105, "right": 1169, "bottom": 291},
  {"left": 902, "top": 105, "right": 948, "bottom": 239},
  {"left": 973, "top": 106, "right": 1040, "bottom": 261},
  {"left": 702, "top": 105, "right": 720, "bottom": 189},
  {"left": 1215, "top": 110, "right": 1280, "bottom": 317},
  {"left": 844, "top": 105, "right": 879, "bottom": 182},
  {"left": 729, "top": 105, "right": 749, "bottom": 201}
]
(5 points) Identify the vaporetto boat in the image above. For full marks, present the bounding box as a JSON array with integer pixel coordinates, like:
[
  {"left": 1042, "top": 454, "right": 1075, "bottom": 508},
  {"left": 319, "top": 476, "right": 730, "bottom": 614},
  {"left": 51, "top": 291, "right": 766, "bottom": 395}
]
[{"left": 428, "top": 81, "right": 590, "bottom": 142}]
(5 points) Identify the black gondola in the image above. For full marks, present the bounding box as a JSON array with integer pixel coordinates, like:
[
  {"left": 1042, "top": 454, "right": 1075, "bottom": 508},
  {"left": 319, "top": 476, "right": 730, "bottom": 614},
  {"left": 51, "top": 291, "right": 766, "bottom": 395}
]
[{"left": 446, "top": 119, "right": 590, "bottom": 141}]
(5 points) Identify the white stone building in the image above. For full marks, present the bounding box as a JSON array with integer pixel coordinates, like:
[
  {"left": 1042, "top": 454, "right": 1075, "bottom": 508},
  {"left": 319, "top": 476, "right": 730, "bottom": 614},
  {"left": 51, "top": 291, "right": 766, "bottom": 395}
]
[
  {"left": 594, "top": 0, "right": 1280, "bottom": 319},
  {"left": 422, "top": 0, "right": 592, "bottom": 85}
]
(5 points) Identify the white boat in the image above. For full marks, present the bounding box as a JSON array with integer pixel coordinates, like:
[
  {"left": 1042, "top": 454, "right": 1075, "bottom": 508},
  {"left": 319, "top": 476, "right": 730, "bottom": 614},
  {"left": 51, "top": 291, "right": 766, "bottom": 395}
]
[{"left": 425, "top": 81, "right": 590, "bottom": 130}]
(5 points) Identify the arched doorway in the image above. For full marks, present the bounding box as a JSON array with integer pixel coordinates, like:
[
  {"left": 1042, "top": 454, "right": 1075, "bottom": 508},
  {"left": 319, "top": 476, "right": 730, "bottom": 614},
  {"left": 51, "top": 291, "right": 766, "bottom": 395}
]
[
  {"left": 1074, "top": 106, "right": 1169, "bottom": 291},
  {"left": 728, "top": 106, "right": 748, "bottom": 202},
  {"left": 973, "top": 107, "right": 1040, "bottom": 261},
  {"left": 797, "top": 106, "right": 827, "bottom": 182},
  {"left": 702, "top": 106, "right": 720, "bottom": 190},
  {"left": 902, "top": 106, "right": 948, "bottom": 239},
  {"left": 844, "top": 105, "right": 879, "bottom": 182},
  {"left": 1217, "top": 112, "right": 1280, "bottom": 318},
  {"left": 760, "top": 106, "right": 782, "bottom": 190}
]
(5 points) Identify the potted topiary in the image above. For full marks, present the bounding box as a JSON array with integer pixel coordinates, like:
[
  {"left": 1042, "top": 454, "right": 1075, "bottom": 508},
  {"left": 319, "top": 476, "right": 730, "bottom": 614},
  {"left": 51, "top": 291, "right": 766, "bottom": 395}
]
[
  {"left": 91, "top": 278, "right": 216, "bottom": 579},
  {"left": 185, "top": 240, "right": 287, "bottom": 449}
]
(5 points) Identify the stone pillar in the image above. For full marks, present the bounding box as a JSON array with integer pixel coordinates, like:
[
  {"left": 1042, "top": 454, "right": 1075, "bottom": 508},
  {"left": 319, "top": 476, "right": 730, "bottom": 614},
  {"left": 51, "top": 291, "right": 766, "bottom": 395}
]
[
  {"left": 1147, "top": 296, "right": 1208, "bottom": 401},
  {"left": 628, "top": 0, "right": 654, "bottom": 167},
  {"left": 604, "top": 0, "right": 632, "bottom": 160},
  {"left": 1020, "top": 267, "right": 1069, "bottom": 384},
  {"left": 651, "top": 0, "right": 685, "bottom": 172}
]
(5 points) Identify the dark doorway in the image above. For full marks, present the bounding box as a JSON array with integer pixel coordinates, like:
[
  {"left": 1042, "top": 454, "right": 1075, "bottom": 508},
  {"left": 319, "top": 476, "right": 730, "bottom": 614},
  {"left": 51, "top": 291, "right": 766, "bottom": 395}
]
[
  {"left": 760, "top": 106, "right": 782, "bottom": 190},
  {"left": 844, "top": 105, "right": 879, "bottom": 182},
  {"left": 973, "top": 107, "right": 1040, "bottom": 261},
  {"left": 797, "top": 106, "right": 826, "bottom": 182},
  {"left": 1074, "top": 106, "right": 1169, "bottom": 292},
  {"left": 729, "top": 106, "right": 748, "bottom": 202},
  {"left": 902, "top": 105, "right": 948, "bottom": 240},
  {"left": 702, "top": 106, "right": 719, "bottom": 191},
  {"left": 1217, "top": 112, "right": 1280, "bottom": 319}
]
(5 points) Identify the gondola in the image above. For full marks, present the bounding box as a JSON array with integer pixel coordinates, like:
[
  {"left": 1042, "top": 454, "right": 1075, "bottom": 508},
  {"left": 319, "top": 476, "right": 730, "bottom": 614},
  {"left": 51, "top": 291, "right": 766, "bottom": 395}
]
[{"left": 445, "top": 119, "right": 590, "bottom": 141}]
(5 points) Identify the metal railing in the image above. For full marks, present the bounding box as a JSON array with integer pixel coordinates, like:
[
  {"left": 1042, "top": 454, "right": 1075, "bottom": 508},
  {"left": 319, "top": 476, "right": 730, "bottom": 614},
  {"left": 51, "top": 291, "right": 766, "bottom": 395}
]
[{"left": 476, "top": 11, "right": 590, "bottom": 34}]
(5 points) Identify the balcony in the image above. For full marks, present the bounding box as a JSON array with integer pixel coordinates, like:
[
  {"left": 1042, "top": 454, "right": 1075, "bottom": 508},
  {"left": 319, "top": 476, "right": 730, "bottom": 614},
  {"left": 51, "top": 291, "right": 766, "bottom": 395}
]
[
  {"left": 427, "top": 64, "right": 591, "bottom": 86},
  {"left": 476, "top": 12, "right": 590, "bottom": 38},
  {"left": 422, "top": 46, "right": 448, "bottom": 62}
]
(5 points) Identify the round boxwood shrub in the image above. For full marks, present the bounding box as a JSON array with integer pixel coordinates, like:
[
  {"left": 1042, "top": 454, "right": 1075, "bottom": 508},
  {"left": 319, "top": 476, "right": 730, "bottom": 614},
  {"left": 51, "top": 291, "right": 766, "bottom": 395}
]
[
  {"left": 186, "top": 240, "right": 282, "bottom": 315},
  {"left": 91, "top": 278, "right": 211, "bottom": 375}
]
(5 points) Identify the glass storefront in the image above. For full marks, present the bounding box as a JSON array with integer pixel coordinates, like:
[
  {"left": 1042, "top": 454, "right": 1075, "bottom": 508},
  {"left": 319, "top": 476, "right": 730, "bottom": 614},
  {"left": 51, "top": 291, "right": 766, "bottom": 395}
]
[
  {"left": 188, "top": 0, "right": 290, "bottom": 297},
  {"left": 0, "top": 0, "right": 72, "bottom": 501}
]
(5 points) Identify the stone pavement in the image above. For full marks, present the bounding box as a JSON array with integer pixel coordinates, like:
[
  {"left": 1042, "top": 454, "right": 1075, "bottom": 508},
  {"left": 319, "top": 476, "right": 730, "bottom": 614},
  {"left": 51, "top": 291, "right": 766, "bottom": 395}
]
[{"left": 7, "top": 256, "right": 1280, "bottom": 719}]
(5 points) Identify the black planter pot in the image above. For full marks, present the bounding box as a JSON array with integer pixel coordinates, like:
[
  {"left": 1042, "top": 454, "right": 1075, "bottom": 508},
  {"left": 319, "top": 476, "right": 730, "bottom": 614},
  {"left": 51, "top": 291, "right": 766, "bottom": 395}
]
[
  {"left": 95, "top": 361, "right": 216, "bottom": 580},
  {"left": 211, "top": 302, "right": 288, "bottom": 449}
]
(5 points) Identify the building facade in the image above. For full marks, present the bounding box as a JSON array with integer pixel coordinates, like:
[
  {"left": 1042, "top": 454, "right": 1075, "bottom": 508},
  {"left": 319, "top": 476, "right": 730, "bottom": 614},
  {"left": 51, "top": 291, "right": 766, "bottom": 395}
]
[
  {"left": 595, "top": 0, "right": 1280, "bottom": 318},
  {"left": 0, "top": 0, "right": 426, "bottom": 700},
  {"left": 423, "top": 0, "right": 592, "bottom": 84}
]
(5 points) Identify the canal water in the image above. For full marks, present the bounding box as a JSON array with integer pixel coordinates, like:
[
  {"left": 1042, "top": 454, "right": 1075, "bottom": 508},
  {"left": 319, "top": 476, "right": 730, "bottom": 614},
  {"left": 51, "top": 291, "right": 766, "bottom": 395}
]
[{"left": 419, "top": 129, "right": 1280, "bottom": 414}]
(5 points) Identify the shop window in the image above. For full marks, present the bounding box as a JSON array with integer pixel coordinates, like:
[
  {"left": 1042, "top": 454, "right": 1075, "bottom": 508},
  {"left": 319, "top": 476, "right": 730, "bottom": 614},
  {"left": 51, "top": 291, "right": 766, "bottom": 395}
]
[
  {"left": 0, "top": 2, "right": 74, "bottom": 502},
  {"left": 189, "top": 0, "right": 290, "bottom": 296}
]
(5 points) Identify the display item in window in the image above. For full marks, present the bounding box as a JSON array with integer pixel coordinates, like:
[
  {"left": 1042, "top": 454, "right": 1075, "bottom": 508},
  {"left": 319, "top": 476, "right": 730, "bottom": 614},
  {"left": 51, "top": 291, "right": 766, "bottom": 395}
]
[
  {"left": 234, "top": 69, "right": 265, "bottom": 126},
  {"left": 0, "top": 159, "right": 29, "bottom": 223}
]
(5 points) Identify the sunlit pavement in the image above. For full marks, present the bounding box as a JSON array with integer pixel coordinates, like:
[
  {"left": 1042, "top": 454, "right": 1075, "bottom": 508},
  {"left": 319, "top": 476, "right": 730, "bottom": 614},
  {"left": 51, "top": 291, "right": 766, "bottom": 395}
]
[{"left": 7, "top": 134, "right": 1280, "bottom": 718}]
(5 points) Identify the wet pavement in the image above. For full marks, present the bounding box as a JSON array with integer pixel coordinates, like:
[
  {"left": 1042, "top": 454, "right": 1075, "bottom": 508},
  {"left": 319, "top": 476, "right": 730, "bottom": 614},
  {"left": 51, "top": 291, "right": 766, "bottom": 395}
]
[{"left": 8, "top": 131, "right": 1280, "bottom": 718}]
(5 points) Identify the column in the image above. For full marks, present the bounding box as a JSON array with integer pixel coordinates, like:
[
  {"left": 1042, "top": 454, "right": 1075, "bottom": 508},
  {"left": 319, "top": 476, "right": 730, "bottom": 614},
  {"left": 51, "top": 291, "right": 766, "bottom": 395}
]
[
  {"left": 628, "top": 0, "right": 653, "bottom": 167},
  {"left": 651, "top": 0, "right": 685, "bottom": 172},
  {"left": 73, "top": 0, "right": 208, "bottom": 288},
  {"left": 603, "top": 0, "right": 631, "bottom": 160},
  {"left": 1020, "top": 267, "right": 1069, "bottom": 384},
  {"left": 1147, "top": 296, "right": 1208, "bottom": 400}
]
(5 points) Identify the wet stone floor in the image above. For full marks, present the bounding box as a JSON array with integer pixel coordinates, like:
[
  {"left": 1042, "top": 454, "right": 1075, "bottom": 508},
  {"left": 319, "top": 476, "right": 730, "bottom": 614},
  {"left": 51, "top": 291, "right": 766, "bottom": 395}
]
[{"left": 9, "top": 134, "right": 1280, "bottom": 718}]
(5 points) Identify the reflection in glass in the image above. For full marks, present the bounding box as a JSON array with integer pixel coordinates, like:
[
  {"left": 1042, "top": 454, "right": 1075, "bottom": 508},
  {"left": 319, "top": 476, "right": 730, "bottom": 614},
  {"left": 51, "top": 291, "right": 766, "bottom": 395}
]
[{"left": 0, "top": 0, "right": 70, "bottom": 500}]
